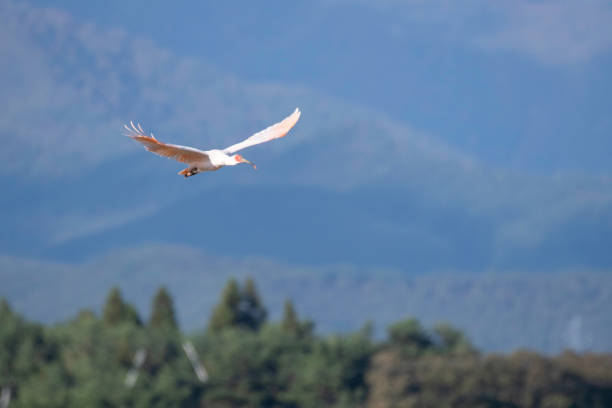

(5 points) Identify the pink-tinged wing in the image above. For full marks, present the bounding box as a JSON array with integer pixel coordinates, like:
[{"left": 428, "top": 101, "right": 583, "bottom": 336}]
[
  {"left": 223, "top": 108, "right": 301, "bottom": 154},
  {"left": 124, "top": 122, "right": 208, "bottom": 164}
]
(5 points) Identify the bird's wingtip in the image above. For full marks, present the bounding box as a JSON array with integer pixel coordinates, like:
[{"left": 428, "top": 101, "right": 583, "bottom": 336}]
[
  {"left": 123, "top": 121, "right": 153, "bottom": 138},
  {"left": 123, "top": 123, "right": 135, "bottom": 137}
]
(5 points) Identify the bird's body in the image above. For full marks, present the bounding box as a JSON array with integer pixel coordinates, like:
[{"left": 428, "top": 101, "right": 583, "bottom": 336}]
[{"left": 125, "top": 108, "right": 301, "bottom": 177}]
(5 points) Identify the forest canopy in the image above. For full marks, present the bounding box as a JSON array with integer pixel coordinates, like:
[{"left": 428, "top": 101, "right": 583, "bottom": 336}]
[{"left": 1, "top": 279, "right": 612, "bottom": 408}]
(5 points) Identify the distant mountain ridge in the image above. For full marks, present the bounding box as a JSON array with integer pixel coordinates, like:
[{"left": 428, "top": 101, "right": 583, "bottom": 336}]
[
  {"left": 1, "top": 245, "right": 611, "bottom": 353},
  {"left": 1, "top": 0, "right": 612, "bottom": 271},
  {"left": 1, "top": 0, "right": 612, "bottom": 356}
]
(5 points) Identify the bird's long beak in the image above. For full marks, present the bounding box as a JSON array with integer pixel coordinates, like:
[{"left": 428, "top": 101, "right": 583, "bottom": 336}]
[{"left": 241, "top": 157, "right": 257, "bottom": 170}]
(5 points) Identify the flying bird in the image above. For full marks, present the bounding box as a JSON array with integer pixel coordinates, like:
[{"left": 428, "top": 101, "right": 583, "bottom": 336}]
[{"left": 125, "top": 108, "right": 301, "bottom": 177}]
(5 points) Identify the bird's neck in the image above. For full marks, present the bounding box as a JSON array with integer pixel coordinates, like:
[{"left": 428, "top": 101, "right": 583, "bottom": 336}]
[
  {"left": 225, "top": 155, "right": 239, "bottom": 166},
  {"left": 209, "top": 150, "right": 237, "bottom": 166}
]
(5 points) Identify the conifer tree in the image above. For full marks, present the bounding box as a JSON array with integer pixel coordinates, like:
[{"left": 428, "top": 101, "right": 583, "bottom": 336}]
[
  {"left": 103, "top": 287, "right": 126, "bottom": 325},
  {"left": 280, "top": 299, "right": 314, "bottom": 338},
  {"left": 149, "top": 286, "right": 177, "bottom": 330},
  {"left": 239, "top": 277, "right": 267, "bottom": 331},
  {"left": 124, "top": 303, "right": 143, "bottom": 326},
  {"left": 0, "top": 298, "right": 12, "bottom": 320},
  {"left": 208, "top": 277, "right": 267, "bottom": 332},
  {"left": 281, "top": 299, "right": 299, "bottom": 334},
  {"left": 208, "top": 278, "right": 240, "bottom": 332},
  {"left": 102, "top": 287, "right": 142, "bottom": 326}
]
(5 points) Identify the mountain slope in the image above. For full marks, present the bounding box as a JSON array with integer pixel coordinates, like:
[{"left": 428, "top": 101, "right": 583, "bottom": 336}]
[
  {"left": 1, "top": 245, "right": 611, "bottom": 353},
  {"left": 1, "top": 0, "right": 612, "bottom": 271}
]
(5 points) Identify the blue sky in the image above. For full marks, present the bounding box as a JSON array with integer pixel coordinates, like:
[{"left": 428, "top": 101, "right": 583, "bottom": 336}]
[
  {"left": 0, "top": 0, "right": 612, "bottom": 270},
  {"left": 1, "top": 0, "right": 612, "bottom": 350},
  {"left": 1, "top": 0, "right": 612, "bottom": 270},
  {"left": 24, "top": 0, "right": 612, "bottom": 173}
]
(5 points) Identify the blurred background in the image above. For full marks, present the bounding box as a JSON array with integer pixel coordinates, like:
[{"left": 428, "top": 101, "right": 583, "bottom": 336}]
[
  {"left": 3, "top": 1, "right": 612, "bottom": 406},
  {"left": 1, "top": 0, "right": 612, "bottom": 381}
]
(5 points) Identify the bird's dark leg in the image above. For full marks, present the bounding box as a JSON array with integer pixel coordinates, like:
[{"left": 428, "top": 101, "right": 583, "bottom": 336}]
[{"left": 179, "top": 167, "right": 199, "bottom": 177}]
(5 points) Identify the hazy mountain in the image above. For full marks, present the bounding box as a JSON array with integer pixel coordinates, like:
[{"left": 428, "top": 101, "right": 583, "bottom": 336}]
[
  {"left": 1, "top": 0, "right": 611, "bottom": 271},
  {"left": 1, "top": 244, "right": 611, "bottom": 353},
  {"left": 1, "top": 0, "right": 611, "bottom": 354},
  {"left": 25, "top": 0, "right": 612, "bottom": 173}
]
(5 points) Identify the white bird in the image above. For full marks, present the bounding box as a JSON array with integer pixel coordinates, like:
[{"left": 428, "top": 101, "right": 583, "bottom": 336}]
[{"left": 125, "top": 108, "right": 301, "bottom": 177}]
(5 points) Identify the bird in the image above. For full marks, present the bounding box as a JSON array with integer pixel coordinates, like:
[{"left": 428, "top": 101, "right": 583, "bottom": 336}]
[{"left": 125, "top": 108, "right": 301, "bottom": 177}]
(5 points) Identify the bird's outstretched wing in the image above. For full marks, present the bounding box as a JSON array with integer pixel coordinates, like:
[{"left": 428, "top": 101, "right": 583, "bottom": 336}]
[
  {"left": 124, "top": 122, "right": 208, "bottom": 164},
  {"left": 223, "top": 108, "right": 301, "bottom": 154}
]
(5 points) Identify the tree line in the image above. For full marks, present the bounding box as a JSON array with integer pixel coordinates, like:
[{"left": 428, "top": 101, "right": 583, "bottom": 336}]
[{"left": 1, "top": 277, "right": 611, "bottom": 407}]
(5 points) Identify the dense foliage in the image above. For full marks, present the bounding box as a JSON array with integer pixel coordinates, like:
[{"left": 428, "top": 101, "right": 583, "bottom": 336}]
[{"left": 1, "top": 279, "right": 611, "bottom": 408}]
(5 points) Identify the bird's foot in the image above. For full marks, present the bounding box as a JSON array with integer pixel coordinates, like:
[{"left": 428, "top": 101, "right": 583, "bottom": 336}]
[{"left": 179, "top": 167, "right": 199, "bottom": 177}]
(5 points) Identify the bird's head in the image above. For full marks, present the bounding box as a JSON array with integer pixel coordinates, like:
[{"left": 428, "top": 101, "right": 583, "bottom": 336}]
[{"left": 233, "top": 154, "right": 256, "bottom": 169}]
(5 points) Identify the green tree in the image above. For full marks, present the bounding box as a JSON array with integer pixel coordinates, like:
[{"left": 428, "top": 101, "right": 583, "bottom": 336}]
[
  {"left": 281, "top": 299, "right": 299, "bottom": 333},
  {"left": 433, "top": 322, "right": 476, "bottom": 355},
  {"left": 1, "top": 298, "right": 64, "bottom": 406},
  {"left": 103, "top": 286, "right": 125, "bottom": 325},
  {"left": 208, "top": 278, "right": 241, "bottom": 333},
  {"left": 52, "top": 317, "right": 131, "bottom": 408},
  {"left": 0, "top": 298, "right": 11, "bottom": 318},
  {"left": 387, "top": 317, "right": 433, "bottom": 356},
  {"left": 208, "top": 277, "right": 267, "bottom": 332},
  {"left": 74, "top": 308, "right": 97, "bottom": 323},
  {"left": 0, "top": 298, "right": 17, "bottom": 386},
  {"left": 103, "top": 286, "right": 142, "bottom": 326},
  {"left": 149, "top": 287, "right": 177, "bottom": 330},
  {"left": 286, "top": 331, "right": 374, "bottom": 408},
  {"left": 281, "top": 299, "right": 314, "bottom": 338},
  {"left": 124, "top": 303, "right": 143, "bottom": 326},
  {"left": 240, "top": 277, "right": 267, "bottom": 331},
  {"left": 16, "top": 363, "right": 70, "bottom": 408}
]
